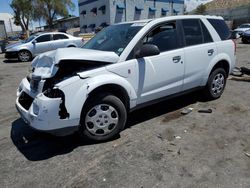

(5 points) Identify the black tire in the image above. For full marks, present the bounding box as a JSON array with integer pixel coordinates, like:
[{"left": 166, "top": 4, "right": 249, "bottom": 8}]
[
  {"left": 67, "top": 45, "right": 76, "bottom": 48},
  {"left": 203, "top": 68, "right": 227, "bottom": 100},
  {"left": 79, "top": 93, "right": 127, "bottom": 141},
  {"left": 18, "top": 50, "right": 32, "bottom": 62},
  {"left": 242, "top": 38, "right": 250, "bottom": 44},
  {"left": 241, "top": 67, "right": 250, "bottom": 76}
]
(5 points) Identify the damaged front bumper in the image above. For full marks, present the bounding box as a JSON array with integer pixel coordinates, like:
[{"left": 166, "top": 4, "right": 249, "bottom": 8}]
[{"left": 16, "top": 77, "right": 79, "bottom": 136}]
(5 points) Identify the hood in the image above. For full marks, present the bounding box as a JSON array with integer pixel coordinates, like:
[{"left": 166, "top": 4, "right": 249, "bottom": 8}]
[
  {"left": 234, "top": 28, "right": 250, "bottom": 32},
  {"left": 5, "top": 41, "right": 24, "bottom": 50},
  {"left": 31, "top": 48, "right": 119, "bottom": 79},
  {"left": 243, "top": 30, "right": 250, "bottom": 36}
]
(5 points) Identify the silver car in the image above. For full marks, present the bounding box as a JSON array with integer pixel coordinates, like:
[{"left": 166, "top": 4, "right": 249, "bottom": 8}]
[{"left": 5, "top": 32, "right": 84, "bottom": 62}]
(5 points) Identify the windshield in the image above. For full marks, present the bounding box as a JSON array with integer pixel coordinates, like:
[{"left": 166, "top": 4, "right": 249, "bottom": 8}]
[
  {"left": 239, "top": 24, "right": 250, "bottom": 28},
  {"left": 83, "top": 23, "right": 145, "bottom": 55},
  {"left": 22, "top": 35, "right": 38, "bottom": 43}
]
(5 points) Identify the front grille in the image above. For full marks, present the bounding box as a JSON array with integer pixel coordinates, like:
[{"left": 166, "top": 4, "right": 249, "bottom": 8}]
[{"left": 18, "top": 92, "right": 34, "bottom": 110}]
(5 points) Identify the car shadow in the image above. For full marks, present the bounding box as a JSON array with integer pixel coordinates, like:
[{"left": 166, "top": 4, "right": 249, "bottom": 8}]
[
  {"left": 126, "top": 92, "right": 203, "bottom": 127},
  {"left": 11, "top": 91, "right": 203, "bottom": 161},
  {"left": 10, "top": 119, "right": 104, "bottom": 161},
  {"left": 3, "top": 59, "right": 21, "bottom": 63}
]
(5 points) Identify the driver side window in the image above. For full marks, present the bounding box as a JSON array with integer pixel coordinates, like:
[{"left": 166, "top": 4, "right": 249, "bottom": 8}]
[
  {"left": 36, "top": 35, "right": 51, "bottom": 43},
  {"left": 143, "top": 22, "right": 179, "bottom": 52}
]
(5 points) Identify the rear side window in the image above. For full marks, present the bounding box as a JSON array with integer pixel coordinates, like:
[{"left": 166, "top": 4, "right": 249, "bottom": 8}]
[
  {"left": 53, "top": 34, "right": 69, "bottom": 40},
  {"left": 182, "top": 19, "right": 203, "bottom": 46},
  {"left": 207, "top": 19, "right": 230, "bottom": 40}
]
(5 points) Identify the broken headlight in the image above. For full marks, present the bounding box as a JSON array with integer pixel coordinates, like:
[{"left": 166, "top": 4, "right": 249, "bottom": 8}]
[{"left": 43, "top": 88, "right": 64, "bottom": 98}]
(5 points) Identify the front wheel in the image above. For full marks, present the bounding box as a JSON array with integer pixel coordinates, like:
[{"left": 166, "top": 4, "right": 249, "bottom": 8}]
[
  {"left": 18, "top": 50, "right": 32, "bottom": 62},
  {"left": 79, "top": 93, "right": 127, "bottom": 141},
  {"left": 203, "top": 68, "right": 227, "bottom": 100}
]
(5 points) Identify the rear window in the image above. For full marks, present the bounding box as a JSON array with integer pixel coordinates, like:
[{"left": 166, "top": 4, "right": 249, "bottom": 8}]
[{"left": 207, "top": 19, "right": 230, "bottom": 40}]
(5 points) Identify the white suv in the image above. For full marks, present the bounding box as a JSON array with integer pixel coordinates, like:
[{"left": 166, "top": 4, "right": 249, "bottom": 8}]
[{"left": 16, "top": 15, "right": 236, "bottom": 141}]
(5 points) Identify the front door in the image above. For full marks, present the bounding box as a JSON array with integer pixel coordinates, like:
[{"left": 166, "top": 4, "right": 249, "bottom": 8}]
[
  {"left": 33, "top": 34, "right": 52, "bottom": 55},
  {"left": 136, "top": 21, "right": 185, "bottom": 104}
]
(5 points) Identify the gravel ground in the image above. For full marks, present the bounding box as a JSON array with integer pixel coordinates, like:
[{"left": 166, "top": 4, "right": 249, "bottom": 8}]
[{"left": 0, "top": 40, "right": 250, "bottom": 188}]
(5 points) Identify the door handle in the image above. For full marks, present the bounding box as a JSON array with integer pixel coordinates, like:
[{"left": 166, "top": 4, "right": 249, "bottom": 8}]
[
  {"left": 173, "top": 56, "right": 181, "bottom": 63},
  {"left": 208, "top": 49, "right": 214, "bottom": 56}
]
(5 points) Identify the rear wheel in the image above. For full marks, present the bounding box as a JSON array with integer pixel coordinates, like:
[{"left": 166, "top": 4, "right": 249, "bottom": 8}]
[
  {"left": 203, "top": 68, "right": 227, "bottom": 100},
  {"left": 79, "top": 93, "right": 127, "bottom": 141},
  {"left": 18, "top": 50, "right": 32, "bottom": 62}
]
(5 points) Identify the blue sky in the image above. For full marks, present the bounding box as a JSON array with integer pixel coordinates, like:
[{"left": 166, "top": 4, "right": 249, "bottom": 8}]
[
  {"left": 0, "top": 0, "right": 212, "bottom": 28},
  {"left": 0, "top": 0, "right": 79, "bottom": 16},
  {"left": 0, "top": 0, "right": 79, "bottom": 28},
  {"left": 0, "top": 0, "right": 213, "bottom": 15}
]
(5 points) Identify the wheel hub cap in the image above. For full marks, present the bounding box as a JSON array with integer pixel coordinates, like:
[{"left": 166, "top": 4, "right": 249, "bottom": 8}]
[
  {"left": 85, "top": 104, "right": 119, "bottom": 136},
  {"left": 211, "top": 73, "right": 225, "bottom": 95},
  {"left": 19, "top": 52, "right": 29, "bottom": 61}
]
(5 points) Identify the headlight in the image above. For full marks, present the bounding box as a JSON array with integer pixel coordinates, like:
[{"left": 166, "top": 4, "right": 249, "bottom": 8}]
[
  {"left": 33, "top": 103, "right": 40, "bottom": 115},
  {"left": 43, "top": 88, "right": 64, "bottom": 98}
]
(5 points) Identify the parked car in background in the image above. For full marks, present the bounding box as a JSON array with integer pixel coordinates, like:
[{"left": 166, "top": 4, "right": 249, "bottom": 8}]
[
  {"left": 242, "top": 30, "right": 250, "bottom": 44},
  {"left": 8, "top": 35, "right": 19, "bottom": 41},
  {"left": 233, "top": 23, "right": 250, "bottom": 38},
  {"left": 5, "top": 32, "right": 84, "bottom": 62},
  {"left": 0, "top": 39, "right": 8, "bottom": 53},
  {"left": 16, "top": 15, "right": 235, "bottom": 141},
  {"left": 19, "top": 32, "right": 27, "bottom": 40}
]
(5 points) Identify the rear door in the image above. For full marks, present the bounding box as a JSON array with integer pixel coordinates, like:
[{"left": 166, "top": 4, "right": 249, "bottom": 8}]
[
  {"left": 181, "top": 19, "right": 217, "bottom": 90},
  {"left": 51, "top": 34, "right": 70, "bottom": 50}
]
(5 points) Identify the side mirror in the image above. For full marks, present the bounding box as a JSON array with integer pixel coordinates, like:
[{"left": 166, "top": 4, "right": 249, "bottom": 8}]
[
  {"left": 32, "top": 40, "right": 37, "bottom": 44},
  {"left": 135, "top": 44, "right": 160, "bottom": 59}
]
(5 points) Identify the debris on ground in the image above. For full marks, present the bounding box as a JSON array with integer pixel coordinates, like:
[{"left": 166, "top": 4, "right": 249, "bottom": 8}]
[
  {"left": 181, "top": 108, "right": 193, "bottom": 115},
  {"left": 177, "top": 148, "right": 181, "bottom": 155},
  {"left": 156, "top": 134, "right": 163, "bottom": 141},
  {"left": 169, "top": 142, "right": 176, "bottom": 146},
  {"left": 232, "top": 67, "right": 243, "bottom": 77},
  {"left": 175, "top": 136, "right": 181, "bottom": 139},
  {"left": 231, "top": 66, "right": 250, "bottom": 77},
  {"left": 198, "top": 109, "right": 213, "bottom": 113},
  {"left": 244, "top": 152, "right": 250, "bottom": 158},
  {"left": 241, "top": 67, "right": 250, "bottom": 76}
]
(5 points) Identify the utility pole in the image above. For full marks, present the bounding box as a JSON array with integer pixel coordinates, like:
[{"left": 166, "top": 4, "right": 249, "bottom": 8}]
[
  {"left": 124, "top": 0, "right": 127, "bottom": 21},
  {"left": 170, "top": 0, "right": 174, "bottom": 16},
  {"left": 9, "top": 18, "right": 13, "bottom": 35}
]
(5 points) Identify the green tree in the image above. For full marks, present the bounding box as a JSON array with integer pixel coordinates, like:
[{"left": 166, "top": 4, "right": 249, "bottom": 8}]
[
  {"left": 194, "top": 4, "right": 207, "bottom": 15},
  {"left": 10, "top": 0, "right": 33, "bottom": 33},
  {"left": 33, "top": 0, "right": 75, "bottom": 29}
]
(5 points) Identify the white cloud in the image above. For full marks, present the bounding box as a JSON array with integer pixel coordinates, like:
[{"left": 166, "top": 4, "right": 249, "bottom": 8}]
[{"left": 185, "top": 0, "right": 214, "bottom": 12}]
